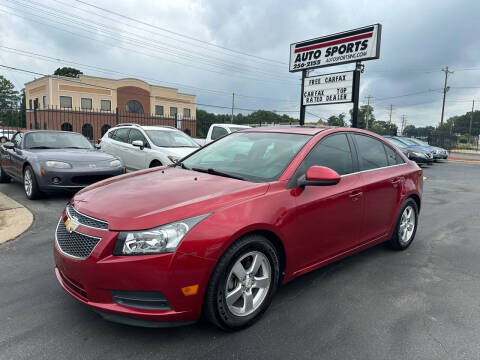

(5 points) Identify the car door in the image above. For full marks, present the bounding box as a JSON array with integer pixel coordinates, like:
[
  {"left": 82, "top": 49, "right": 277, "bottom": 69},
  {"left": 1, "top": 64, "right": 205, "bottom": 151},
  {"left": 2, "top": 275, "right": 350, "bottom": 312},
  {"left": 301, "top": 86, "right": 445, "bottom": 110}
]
[
  {"left": 110, "top": 128, "right": 131, "bottom": 168},
  {"left": 2, "top": 132, "right": 23, "bottom": 178},
  {"left": 292, "top": 133, "right": 365, "bottom": 267},
  {"left": 351, "top": 133, "right": 405, "bottom": 243},
  {"left": 126, "top": 129, "right": 150, "bottom": 170}
]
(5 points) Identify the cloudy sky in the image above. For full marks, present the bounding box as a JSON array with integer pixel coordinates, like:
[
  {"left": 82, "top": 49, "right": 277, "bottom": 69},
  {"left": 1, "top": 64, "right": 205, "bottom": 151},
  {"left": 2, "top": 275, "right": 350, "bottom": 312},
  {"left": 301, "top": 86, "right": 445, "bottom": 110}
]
[{"left": 1, "top": 0, "right": 479, "bottom": 129}]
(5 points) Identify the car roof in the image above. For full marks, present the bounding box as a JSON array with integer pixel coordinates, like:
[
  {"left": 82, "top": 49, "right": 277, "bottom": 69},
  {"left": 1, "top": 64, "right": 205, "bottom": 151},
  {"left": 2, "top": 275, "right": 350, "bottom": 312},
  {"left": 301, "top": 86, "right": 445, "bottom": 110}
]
[
  {"left": 212, "top": 123, "right": 250, "bottom": 128},
  {"left": 111, "top": 124, "right": 178, "bottom": 132},
  {"left": 20, "top": 130, "right": 82, "bottom": 135},
  {"left": 243, "top": 126, "right": 329, "bottom": 135}
]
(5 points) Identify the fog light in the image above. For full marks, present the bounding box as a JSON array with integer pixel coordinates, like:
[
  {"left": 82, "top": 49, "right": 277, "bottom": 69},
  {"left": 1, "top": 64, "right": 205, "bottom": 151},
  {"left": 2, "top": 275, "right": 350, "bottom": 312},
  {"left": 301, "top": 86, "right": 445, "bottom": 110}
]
[
  {"left": 52, "top": 177, "right": 61, "bottom": 184},
  {"left": 181, "top": 284, "right": 199, "bottom": 296}
]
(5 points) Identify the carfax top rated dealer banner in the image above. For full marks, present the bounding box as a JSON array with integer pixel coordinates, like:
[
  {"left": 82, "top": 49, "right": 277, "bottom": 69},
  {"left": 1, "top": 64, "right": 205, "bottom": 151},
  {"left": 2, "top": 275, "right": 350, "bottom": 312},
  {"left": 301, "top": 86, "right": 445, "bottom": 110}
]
[{"left": 289, "top": 24, "right": 381, "bottom": 72}]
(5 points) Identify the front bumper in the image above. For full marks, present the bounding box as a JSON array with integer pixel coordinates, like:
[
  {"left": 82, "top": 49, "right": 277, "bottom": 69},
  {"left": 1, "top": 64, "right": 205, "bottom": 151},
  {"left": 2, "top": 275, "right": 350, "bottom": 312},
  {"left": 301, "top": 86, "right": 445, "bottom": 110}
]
[
  {"left": 54, "top": 216, "right": 216, "bottom": 326},
  {"left": 409, "top": 155, "right": 432, "bottom": 164},
  {"left": 38, "top": 167, "right": 124, "bottom": 191}
]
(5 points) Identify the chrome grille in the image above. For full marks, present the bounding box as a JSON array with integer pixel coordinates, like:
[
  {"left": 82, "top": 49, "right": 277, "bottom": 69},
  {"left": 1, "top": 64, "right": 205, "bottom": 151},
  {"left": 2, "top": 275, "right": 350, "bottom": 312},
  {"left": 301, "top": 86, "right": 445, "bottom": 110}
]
[
  {"left": 66, "top": 204, "right": 108, "bottom": 230},
  {"left": 56, "top": 220, "right": 101, "bottom": 259}
]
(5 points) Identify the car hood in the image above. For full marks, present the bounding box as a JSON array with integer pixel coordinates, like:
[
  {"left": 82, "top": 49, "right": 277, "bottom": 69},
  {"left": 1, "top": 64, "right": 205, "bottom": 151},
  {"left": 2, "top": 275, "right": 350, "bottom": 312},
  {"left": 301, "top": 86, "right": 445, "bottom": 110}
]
[
  {"left": 30, "top": 148, "right": 117, "bottom": 162},
  {"left": 406, "top": 145, "right": 431, "bottom": 153},
  {"left": 72, "top": 167, "right": 269, "bottom": 230}
]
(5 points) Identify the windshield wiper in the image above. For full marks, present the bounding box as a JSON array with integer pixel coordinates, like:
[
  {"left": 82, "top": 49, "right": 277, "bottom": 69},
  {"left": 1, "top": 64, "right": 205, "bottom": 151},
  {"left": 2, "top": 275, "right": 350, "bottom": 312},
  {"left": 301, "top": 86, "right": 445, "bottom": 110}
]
[
  {"left": 28, "top": 146, "right": 55, "bottom": 149},
  {"left": 191, "top": 167, "right": 245, "bottom": 181},
  {"left": 63, "top": 146, "right": 89, "bottom": 149},
  {"left": 171, "top": 162, "right": 190, "bottom": 170}
]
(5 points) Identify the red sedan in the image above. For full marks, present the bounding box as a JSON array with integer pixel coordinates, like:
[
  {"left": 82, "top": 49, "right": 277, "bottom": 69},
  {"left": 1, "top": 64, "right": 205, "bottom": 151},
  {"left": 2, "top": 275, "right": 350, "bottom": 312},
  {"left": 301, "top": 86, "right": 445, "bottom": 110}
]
[{"left": 54, "top": 127, "right": 423, "bottom": 330}]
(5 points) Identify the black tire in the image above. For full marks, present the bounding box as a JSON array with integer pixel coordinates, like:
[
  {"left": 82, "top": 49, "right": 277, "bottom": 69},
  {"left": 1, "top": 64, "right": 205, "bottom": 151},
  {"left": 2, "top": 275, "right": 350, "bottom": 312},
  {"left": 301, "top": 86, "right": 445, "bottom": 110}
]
[
  {"left": 23, "top": 165, "right": 41, "bottom": 200},
  {"left": 0, "top": 163, "right": 11, "bottom": 183},
  {"left": 149, "top": 160, "right": 162, "bottom": 168},
  {"left": 388, "top": 198, "right": 419, "bottom": 250},
  {"left": 204, "top": 234, "right": 280, "bottom": 331}
]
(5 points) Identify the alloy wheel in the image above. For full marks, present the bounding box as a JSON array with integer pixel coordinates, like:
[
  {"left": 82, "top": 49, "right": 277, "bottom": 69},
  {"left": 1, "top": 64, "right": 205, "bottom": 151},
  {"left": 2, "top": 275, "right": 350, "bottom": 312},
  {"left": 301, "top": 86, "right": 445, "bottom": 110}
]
[
  {"left": 225, "top": 251, "right": 271, "bottom": 317},
  {"left": 398, "top": 205, "right": 415, "bottom": 245},
  {"left": 24, "top": 169, "right": 33, "bottom": 197}
]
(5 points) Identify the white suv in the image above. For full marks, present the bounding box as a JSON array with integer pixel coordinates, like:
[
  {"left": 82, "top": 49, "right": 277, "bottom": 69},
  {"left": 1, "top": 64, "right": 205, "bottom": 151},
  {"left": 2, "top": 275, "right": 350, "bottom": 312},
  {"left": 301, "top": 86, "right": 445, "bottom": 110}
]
[{"left": 100, "top": 124, "right": 200, "bottom": 171}]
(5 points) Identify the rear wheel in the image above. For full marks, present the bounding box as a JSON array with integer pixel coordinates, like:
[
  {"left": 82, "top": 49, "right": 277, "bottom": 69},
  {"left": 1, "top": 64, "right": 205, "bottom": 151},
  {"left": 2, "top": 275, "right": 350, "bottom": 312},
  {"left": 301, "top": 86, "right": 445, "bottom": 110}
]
[
  {"left": 0, "top": 163, "right": 10, "bottom": 183},
  {"left": 23, "top": 165, "right": 41, "bottom": 200},
  {"left": 388, "top": 198, "right": 418, "bottom": 250},
  {"left": 204, "top": 234, "right": 280, "bottom": 331},
  {"left": 0, "top": 136, "right": 7, "bottom": 144}
]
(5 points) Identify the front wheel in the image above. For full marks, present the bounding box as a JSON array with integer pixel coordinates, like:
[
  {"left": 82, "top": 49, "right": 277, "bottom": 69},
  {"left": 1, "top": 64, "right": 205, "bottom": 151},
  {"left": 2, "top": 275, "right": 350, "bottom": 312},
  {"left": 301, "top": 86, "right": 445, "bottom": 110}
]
[
  {"left": 23, "top": 166, "right": 41, "bottom": 200},
  {"left": 388, "top": 198, "right": 418, "bottom": 250},
  {"left": 204, "top": 234, "right": 280, "bottom": 331}
]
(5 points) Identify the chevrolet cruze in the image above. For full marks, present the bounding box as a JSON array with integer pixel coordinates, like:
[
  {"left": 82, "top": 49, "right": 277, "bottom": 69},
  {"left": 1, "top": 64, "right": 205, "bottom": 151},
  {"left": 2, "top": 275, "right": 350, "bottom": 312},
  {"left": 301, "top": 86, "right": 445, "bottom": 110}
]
[{"left": 54, "top": 127, "right": 423, "bottom": 330}]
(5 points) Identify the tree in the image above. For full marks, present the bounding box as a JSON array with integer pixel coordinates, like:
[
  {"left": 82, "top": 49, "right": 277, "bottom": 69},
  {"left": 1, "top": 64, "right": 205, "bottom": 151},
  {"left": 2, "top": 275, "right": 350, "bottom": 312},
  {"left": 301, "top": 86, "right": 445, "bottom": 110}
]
[
  {"left": 53, "top": 67, "right": 83, "bottom": 78},
  {"left": 349, "top": 104, "right": 375, "bottom": 129},
  {"left": 0, "top": 75, "right": 20, "bottom": 110},
  {"left": 327, "top": 113, "right": 346, "bottom": 127},
  {"left": 370, "top": 120, "right": 398, "bottom": 135}
]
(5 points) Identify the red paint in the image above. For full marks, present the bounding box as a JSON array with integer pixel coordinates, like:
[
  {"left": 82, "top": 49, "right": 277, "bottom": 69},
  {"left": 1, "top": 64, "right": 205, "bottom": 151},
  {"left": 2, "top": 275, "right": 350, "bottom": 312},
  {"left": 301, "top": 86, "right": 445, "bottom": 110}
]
[
  {"left": 54, "top": 127, "right": 422, "bottom": 324},
  {"left": 305, "top": 166, "right": 340, "bottom": 182},
  {"left": 294, "top": 33, "right": 373, "bottom": 53}
]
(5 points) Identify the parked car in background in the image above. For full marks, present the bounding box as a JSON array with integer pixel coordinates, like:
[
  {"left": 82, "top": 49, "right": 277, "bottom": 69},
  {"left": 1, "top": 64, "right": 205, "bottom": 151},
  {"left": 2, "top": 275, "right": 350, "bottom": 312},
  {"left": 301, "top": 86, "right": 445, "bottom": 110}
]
[
  {"left": 384, "top": 136, "right": 434, "bottom": 164},
  {"left": 55, "top": 127, "right": 422, "bottom": 330},
  {"left": 0, "top": 129, "right": 17, "bottom": 143},
  {"left": 404, "top": 137, "right": 448, "bottom": 160},
  {"left": 195, "top": 123, "right": 251, "bottom": 146},
  {"left": 100, "top": 124, "right": 200, "bottom": 171},
  {"left": 384, "top": 137, "right": 433, "bottom": 165},
  {"left": 0, "top": 130, "right": 124, "bottom": 199}
]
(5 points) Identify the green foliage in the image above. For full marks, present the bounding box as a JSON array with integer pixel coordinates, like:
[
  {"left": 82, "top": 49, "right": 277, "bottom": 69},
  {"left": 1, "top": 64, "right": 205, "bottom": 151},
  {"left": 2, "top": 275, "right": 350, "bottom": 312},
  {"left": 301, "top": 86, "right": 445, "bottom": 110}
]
[
  {"left": 327, "top": 113, "right": 346, "bottom": 127},
  {"left": 349, "top": 104, "right": 375, "bottom": 129},
  {"left": 53, "top": 67, "right": 83, "bottom": 78},
  {"left": 370, "top": 120, "right": 398, "bottom": 135},
  {"left": 0, "top": 75, "right": 23, "bottom": 127},
  {"left": 195, "top": 109, "right": 299, "bottom": 137},
  {"left": 442, "top": 111, "right": 480, "bottom": 136}
]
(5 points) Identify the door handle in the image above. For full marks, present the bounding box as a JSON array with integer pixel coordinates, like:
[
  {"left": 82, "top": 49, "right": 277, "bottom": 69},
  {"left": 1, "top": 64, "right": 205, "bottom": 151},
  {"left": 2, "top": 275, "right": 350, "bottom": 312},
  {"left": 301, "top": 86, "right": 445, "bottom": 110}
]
[{"left": 349, "top": 191, "right": 363, "bottom": 201}]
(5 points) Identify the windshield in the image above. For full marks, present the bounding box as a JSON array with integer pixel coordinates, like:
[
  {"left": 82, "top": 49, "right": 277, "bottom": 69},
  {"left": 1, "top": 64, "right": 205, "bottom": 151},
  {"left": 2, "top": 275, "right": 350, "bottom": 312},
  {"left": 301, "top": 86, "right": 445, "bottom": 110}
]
[
  {"left": 145, "top": 130, "right": 199, "bottom": 148},
  {"left": 25, "top": 132, "right": 92, "bottom": 149},
  {"left": 387, "top": 138, "right": 407, "bottom": 148},
  {"left": 228, "top": 126, "right": 248, "bottom": 132},
  {"left": 399, "top": 137, "right": 419, "bottom": 146},
  {"left": 408, "top": 138, "right": 429, "bottom": 146},
  {"left": 181, "top": 132, "right": 311, "bottom": 182}
]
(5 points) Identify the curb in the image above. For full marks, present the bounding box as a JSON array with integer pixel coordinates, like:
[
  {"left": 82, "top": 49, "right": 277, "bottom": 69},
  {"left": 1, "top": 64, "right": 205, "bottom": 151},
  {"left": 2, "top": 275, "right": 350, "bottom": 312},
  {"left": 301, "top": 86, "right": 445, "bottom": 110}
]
[
  {"left": 0, "top": 192, "right": 34, "bottom": 244},
  {"left": 448, "top": 157, "right": 480, "bottom": 164}
]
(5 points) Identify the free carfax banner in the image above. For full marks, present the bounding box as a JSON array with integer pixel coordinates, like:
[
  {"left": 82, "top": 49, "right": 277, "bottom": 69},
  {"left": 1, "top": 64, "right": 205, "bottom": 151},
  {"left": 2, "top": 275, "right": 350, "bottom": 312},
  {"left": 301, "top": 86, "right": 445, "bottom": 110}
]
[{"left": 289, "top": 24, "right": 381, "bottom": 72}]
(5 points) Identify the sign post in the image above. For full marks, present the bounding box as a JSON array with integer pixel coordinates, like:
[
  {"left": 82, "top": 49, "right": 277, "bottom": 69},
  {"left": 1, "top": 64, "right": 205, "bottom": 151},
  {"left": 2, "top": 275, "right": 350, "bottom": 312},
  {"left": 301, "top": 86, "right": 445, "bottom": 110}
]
[{"left": 290, "top": 24, "right": 381, "bottom": 127}]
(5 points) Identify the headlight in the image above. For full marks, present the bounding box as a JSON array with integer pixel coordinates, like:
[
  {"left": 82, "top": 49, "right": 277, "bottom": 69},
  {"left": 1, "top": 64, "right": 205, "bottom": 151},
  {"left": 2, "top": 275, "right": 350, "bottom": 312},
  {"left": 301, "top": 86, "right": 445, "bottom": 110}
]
[
  {"left": 45, "top": 160, "right": 72, "bottom": 169},
  {"left": 109, "top": 159, "right": 122, "bottom": 167},
  {"left": 113, "top": 214, "right": 210, "bottom": 255},
  {"left": 167, "top": 155, "right": 179, "bottom": 163}
]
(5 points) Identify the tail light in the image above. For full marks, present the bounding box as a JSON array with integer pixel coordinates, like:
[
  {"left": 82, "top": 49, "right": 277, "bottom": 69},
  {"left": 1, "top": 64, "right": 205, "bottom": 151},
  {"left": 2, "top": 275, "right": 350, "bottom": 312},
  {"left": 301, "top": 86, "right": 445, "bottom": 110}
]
[{"left": 97, "top": 138, "right": 102, "bottom": 144}]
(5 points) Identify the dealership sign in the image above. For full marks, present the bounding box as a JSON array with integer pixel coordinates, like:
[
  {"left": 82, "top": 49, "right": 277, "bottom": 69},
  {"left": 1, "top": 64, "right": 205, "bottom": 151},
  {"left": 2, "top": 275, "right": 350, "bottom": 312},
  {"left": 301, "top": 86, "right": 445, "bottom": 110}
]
[
  {"left": 303, "top": 71, "right": 354, "bottom": 105},
  {"left": 289, "top": 24, "right": 381, "bottom": 72}
]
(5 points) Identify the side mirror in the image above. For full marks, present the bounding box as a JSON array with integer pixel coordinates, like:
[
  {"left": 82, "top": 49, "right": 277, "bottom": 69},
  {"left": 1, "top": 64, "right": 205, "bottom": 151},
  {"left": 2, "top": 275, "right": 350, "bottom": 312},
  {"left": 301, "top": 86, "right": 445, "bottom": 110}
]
[
  {"left": 132, "top": 140, "right": 144, "bottom": 150},
  {"left": 297, "top": 166, "right": 341, "bottom": 187},
  {"left": 3, "top": 142, "right": 15, "bottom": 150}
]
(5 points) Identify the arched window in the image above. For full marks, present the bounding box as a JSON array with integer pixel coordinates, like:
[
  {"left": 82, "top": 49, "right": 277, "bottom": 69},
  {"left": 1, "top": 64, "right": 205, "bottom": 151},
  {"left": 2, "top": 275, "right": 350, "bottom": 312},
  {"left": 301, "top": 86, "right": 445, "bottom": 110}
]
[
  {"left": 101, "top": 124, "right": 111, "bottom": 136},
  {"left": 61, "top": 122, "right": 72, "bottom": 132},
  {"left": 126, "top": 100, "right": 144, "bottom": 114},
  {"left": 82, "top": 123, "right": 93, "bottom": 140}
]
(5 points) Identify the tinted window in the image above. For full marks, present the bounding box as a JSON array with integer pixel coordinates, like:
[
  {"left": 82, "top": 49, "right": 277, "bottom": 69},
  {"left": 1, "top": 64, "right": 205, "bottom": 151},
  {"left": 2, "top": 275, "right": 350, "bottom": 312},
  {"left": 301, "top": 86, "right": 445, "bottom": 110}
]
[
  {"left": 384, "top": 144, "right": 405, "bottom": 165},
  {"left": 354, "top": 134, "right": 388, "bottom": 171},
  {"left": 128, "top": 129, "right": 149, "bottom": 148},
  {"left": 25, "top": 132, "right": 92, "bottom": 149},
  {"left": 297, "top": 133, "right": 354, "bottom": 176},
  {"left": 211, "top": 126, "right": 228, "bottom": 140},
  {"left": 113, "top": 128, "right": 130, "bottom": 143},
  {"left": 145, "top": 130, "right": 199, "bottom": 148}
]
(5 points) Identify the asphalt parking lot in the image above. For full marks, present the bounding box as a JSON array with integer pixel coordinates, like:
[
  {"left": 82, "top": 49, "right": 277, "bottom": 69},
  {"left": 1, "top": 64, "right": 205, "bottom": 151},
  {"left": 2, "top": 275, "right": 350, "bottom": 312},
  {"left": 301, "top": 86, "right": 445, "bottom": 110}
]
[{"left": 1, "top": 161, "right": 480, "bottom": 360}]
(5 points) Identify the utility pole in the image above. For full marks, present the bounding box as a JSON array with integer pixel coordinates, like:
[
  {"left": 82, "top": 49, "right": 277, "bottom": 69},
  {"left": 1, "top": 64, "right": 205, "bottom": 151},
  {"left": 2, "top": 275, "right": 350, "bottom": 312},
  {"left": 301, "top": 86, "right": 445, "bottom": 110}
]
[
  {"left": 299, "top": 70, "right": 307, "bottom": 126},
  {"left": 400, "top": 114, "right": 407, "bottom": 135},
  {"left": 231, "top": 93, "right": 235, "bottom": 123},
  {"left": 440, "top": 66, "right": 454, "bottom": 127},
  {"left": 388, "top": 104, "right": 394, "bottom": 123},
  {"left": 365, "top": 95, "right": 374, "bottom": 129},
  {"left": 351, "top": 62, "right": 363, "bottom": 128},
  {"left": 470, "top": 99, "right": 475, "bottom": 135}
]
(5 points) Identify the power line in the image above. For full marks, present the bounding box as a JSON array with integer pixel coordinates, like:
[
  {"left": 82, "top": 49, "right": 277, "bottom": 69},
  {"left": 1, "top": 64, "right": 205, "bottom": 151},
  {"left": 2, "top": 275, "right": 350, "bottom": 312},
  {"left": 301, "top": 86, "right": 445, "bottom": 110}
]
[{"left": 72, "top": 0, "right": 287, "bottom": 66}]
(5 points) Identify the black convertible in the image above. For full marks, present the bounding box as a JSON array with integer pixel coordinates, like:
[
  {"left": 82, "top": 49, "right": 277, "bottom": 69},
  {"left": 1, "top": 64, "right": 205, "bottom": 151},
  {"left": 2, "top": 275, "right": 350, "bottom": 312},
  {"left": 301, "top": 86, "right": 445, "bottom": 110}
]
[{"left": 0, "top": 130, "right": 125, "bottom": 199}]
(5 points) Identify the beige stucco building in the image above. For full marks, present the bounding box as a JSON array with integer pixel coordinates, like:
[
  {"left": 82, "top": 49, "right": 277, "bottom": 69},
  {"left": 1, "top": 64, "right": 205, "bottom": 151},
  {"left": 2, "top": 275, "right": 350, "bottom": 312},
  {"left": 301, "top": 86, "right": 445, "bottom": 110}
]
[{"left": 25, "top": 75, "right": 196, "bottom": 118}]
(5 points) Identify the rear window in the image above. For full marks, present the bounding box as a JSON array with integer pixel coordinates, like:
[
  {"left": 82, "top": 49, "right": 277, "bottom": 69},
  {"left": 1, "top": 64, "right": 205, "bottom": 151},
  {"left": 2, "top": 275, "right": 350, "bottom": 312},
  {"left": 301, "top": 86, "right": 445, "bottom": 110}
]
[
  {"left": 384, "top": 144, "right": 405, "bottom": 166},
  {"left": 112, "top": 128, "right": 130, "bottom": 143},
  {"left": 353, "top": 134, "right": 388, "bottom": 171}
]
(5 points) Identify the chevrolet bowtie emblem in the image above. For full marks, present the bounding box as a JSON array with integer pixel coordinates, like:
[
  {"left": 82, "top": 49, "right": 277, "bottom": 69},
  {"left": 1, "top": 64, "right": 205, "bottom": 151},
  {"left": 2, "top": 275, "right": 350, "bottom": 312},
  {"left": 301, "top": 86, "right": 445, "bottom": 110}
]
[{"left": 65, "top": 218, "right": 78, "bottom": 233}]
